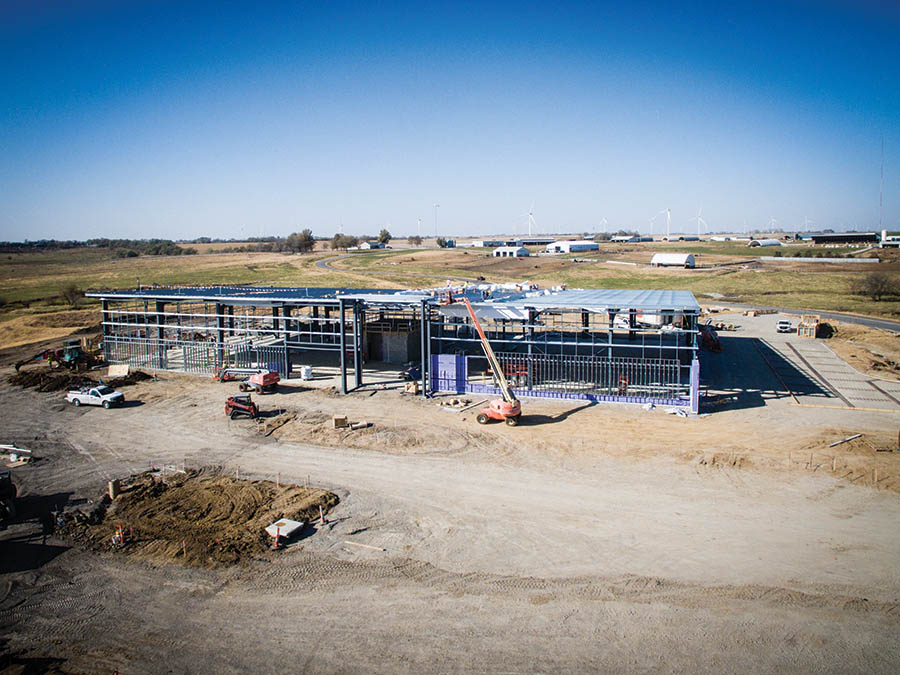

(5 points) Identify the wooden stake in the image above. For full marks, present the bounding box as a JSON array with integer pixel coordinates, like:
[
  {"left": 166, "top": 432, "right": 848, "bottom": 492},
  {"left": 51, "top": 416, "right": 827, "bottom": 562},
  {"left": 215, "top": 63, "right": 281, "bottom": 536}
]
[
  {"left": 276, "top": 472, "right": 280, "bottom": 488},
  {"left": 832, "top": 456, "right": 836, "bottom": 473}
]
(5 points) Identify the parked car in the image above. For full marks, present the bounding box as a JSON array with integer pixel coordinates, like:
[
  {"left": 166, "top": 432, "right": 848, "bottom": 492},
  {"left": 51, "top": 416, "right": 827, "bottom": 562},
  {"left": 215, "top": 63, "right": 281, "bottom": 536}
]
[
  {"left": 66, "top": 385, "right": 125, "bottom": 408},
  {"left": 776, "top": 319, "right": 793, "bottom": 333}
]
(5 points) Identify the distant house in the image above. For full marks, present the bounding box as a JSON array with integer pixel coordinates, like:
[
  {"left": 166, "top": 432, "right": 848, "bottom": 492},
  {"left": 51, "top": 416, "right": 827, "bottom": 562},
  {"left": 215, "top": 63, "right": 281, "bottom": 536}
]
[
  {"left": 493, "top": 246, "right": 530, "bottom": 258},
  {"left": 359, "top": 241, "right": 385, "bottom": 250},
  {"left": 545, "top": 240, "right": 599, "bottom": 254},
  {"left": 651, "top": 253, "right": 696, "bottom": 268}
]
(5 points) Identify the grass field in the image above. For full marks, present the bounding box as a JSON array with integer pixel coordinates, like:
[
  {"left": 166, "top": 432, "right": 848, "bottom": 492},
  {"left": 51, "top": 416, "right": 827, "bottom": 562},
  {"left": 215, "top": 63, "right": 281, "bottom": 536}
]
[{"left": 1, "top": 242, "right": 898, "bottom": 324}]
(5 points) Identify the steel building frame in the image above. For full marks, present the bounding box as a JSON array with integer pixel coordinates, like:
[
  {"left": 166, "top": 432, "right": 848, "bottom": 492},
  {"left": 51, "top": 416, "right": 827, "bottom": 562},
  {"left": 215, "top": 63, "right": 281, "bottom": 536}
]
[{"left": 88, "top": 286, "right": 703, "bottom": 411}]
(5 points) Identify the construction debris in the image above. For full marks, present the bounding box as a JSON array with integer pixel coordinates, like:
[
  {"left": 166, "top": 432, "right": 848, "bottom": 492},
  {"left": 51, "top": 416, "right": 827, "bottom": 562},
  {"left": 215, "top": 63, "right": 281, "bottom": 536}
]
[
  {"left": 828, "top": 433, "right": 863, "bottom": 448},
  {"left": 344, "top": 540, "right": 386, "bottom": 552},
  {"left": 332, "top": 415, "right": 350, "bottom": 429}
]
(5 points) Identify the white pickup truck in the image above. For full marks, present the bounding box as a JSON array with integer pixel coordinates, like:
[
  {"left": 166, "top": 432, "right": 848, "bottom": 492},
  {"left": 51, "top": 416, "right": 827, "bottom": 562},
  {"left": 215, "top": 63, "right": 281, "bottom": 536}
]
[{"left": 66, "top": 385, "right": 125, "bottom": 409}]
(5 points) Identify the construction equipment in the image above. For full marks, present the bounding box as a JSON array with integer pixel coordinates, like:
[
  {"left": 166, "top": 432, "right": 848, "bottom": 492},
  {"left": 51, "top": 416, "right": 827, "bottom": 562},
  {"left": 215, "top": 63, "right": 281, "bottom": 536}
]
[
  {"left": 224, "top": 394, "right": 259, "bottom": 419},
  {"left": 214, "top": 367, "right": 267, "bottom": 382},
  {"left": 15, "top": 338, "right": 97, "bottom": 372},
  {"left": 458, "top": 297, "right": 522, "bottom": 426},
  {"left": 238, "top": 370, "right": 280, "bottom": 394}
]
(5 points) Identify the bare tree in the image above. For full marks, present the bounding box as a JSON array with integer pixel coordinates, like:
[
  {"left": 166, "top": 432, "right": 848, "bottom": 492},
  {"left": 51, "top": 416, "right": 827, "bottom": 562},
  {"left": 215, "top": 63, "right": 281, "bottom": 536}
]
[
  {"left": 851, "top": 272, "right": 899, "bottom": 301},
  {"left": 61, "top": 282, "right": 82, "bottom": 307}
]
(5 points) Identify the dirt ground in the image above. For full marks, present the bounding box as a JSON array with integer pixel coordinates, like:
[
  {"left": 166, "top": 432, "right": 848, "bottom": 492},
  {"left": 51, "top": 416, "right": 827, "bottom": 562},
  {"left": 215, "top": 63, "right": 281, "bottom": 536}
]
[
  {"left": 2, "top": 345, "right": 900, "bottom": 672},
  {"left": 827, "top": 321, "right": 900, "bottom": 381}
]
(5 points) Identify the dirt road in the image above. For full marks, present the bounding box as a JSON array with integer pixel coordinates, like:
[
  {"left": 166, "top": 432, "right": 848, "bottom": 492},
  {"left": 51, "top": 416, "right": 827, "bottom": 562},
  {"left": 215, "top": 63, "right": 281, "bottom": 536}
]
[{"left": 2, "top": 372, "right": 900, "bottom": 672}]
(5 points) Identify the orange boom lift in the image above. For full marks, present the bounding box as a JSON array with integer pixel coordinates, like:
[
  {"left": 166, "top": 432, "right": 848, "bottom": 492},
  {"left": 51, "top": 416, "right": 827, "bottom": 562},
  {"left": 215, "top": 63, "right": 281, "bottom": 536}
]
[{"left": 459, "top": 296, "right": 522, "bottom": 426}]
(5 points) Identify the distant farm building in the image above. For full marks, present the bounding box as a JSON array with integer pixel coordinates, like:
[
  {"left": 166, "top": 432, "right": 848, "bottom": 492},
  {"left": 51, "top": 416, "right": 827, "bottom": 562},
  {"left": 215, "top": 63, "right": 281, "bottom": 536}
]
[
  {"left": 544, "top": 240, "right": 599, "bottom": 254},
  {"left": 611, "top": 235, "right": 642, "bottom": 243},
  {"left": 810, "top": 232, "right": 878, "bottom": 245},
  {"left": 747, "top": 239, "right": 783, "bottom": 247},
  {"left": 505, "top": 237, "right": 556, "bottom": 247},
  {"left": 651, "top": 253, "right": 696, "bottom": 268},
  {"left": 880, "top": 230, "right": 900, "bottom": 248},
  {"left": 493, "top": 246, "right": 530, "bottom": 258},
  {"left": 358, "top": 241, "right": 385, "bottom": 250},
  {"left": 470, "top": 240, "right": 504, "bottom": 248}
]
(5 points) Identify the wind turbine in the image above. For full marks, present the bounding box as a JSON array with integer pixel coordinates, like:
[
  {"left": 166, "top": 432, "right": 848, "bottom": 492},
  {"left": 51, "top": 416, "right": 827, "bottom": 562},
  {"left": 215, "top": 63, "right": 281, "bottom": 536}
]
[
  {"left": 519, "top": 202, "right": 537, "bottom": 237},
  {"left": 597, "top": 217, "right": 608, "bottom": 234},
  {"left": 650, "top": 209, "right": 669, "bottom": 239},
  {"left": 767, "top": 217, "right": 777, "bottom": 232},
  {"left": 802, "top": 216, "right": 814, "bottom": 233},
  {"left": 691, "top": 208, "right": 708, "bottom": 237}
]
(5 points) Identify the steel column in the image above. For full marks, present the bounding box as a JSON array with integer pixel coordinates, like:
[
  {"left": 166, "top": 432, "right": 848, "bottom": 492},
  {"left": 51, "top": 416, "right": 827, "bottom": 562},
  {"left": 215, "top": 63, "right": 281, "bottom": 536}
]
[
  {"left": 419, "top": 300, "right": 427, "bottom": 397},
  {"left": 353, "top": 301, "right": 362, "bottom": 389},
  {"left": 339, "top": 299, "right": 347, "bottom": 394}
]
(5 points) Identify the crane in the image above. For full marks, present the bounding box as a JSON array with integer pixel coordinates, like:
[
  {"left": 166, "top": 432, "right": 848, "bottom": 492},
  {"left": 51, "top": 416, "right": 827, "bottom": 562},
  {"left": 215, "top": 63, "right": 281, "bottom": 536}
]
[{"left": 459, "top": 296, "right": 522, "bottom": 426}]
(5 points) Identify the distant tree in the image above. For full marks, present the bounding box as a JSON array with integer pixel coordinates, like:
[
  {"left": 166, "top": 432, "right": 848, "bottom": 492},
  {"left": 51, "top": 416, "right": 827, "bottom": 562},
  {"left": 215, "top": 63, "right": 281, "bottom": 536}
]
[
  {"left": 851, "top": 272, "right": 899, "bottom": 301},
  {"left": 61, "top": 282, "right": 82, "bottom": 308},
  {"left": 594, "top": 232, "right": 612, "bottom": 242},
  {"left": 285, "top": 229, "right": 315, "bottom": 253},
  {"left": 407, "top": 235, "right": 423, "bottom": 246},
  {"left": 377, "top": 229, "right": 392, "bottom": 244},
  {"left": 330, "top": 234, "right": 359, "bottom": 250},
  {"left": 436, "top": 237, "right": 448, "bottom": 248}
]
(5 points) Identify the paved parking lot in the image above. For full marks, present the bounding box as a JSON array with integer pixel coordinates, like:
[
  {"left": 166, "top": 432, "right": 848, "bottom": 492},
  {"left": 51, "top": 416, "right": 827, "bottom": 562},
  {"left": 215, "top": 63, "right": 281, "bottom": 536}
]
[{"left": 701, "top": 311, "right": 900, "bottom": 413}]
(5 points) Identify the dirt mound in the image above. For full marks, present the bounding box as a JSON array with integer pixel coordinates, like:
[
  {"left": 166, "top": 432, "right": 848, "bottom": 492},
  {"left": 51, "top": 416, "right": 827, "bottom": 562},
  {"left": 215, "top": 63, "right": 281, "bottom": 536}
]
[
  {"left": 8, "top": 370, "right": 89, "bottom": 392},
  {"left": 64, "top": 470, "right": 339, "bottom": 567},
  {"left": 104, "top": 370, "right": 153, "bottom": 388},
  {"left": 8, "top": 368, "right": 153, "bottom": 392}
]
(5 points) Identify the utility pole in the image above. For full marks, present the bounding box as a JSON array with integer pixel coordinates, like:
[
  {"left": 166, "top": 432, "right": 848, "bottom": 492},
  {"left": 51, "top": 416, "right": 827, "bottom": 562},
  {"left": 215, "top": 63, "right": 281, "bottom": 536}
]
[{"left": 880, "top": 135, "right": 884, "bottom": 231}]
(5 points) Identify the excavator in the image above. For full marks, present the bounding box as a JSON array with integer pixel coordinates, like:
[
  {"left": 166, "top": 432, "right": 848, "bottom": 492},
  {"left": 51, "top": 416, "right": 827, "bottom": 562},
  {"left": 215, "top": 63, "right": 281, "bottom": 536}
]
[
  {"left": 457, "top": 296, "right": 522, "bottom": 426},
  {"left": 14, "top": 338, "right": 98, "bottom": 372}
]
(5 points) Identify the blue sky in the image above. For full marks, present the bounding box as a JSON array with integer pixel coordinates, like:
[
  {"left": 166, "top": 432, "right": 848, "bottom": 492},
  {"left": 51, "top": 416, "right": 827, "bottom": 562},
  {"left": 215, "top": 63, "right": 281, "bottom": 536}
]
[{"left": 2, "top": 0, "right": 899, "bottom": 240}]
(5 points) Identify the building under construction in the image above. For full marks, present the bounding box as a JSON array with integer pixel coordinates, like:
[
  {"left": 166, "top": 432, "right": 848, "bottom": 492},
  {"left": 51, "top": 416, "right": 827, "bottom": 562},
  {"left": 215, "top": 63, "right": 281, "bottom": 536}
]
[{"left": 88, "top": 285, "right": 703, "bottom": 412}]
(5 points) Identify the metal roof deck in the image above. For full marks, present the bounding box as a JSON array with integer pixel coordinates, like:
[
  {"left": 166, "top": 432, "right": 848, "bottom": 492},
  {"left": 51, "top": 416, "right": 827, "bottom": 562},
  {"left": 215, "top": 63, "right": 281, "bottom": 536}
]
[
  {"left": 496, "top": 289, "right": 701, "bottom": 313},
  {"left": 89, "top": 286, "right": 701, "bottom": 313}
]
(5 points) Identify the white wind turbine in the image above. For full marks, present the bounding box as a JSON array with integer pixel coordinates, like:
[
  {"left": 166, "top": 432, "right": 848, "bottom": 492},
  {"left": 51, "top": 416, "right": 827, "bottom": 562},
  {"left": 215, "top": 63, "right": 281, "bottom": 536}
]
[
  {"left": 519, "top": 202, "right": 537, "bottom": 237},
  {"left": 767, "top": 217, "right": 778, "bottom": 232},
  {"left": 649, "top": 209, "right": 667, "bottom": 238},
  {"left": 802, "top": 216, "right": 814, "bottom": 233},
  {"left": 691, "top": 208, "right": 709, "bottom": 237},
  {"left": 597, "top": 217, "right": 608, "bottom": 234}
]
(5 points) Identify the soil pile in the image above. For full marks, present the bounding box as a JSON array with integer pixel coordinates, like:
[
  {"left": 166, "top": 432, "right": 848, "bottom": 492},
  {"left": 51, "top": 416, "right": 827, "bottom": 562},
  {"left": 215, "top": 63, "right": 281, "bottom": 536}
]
[
  {"left": 66, "top": 469, "right": 339, "bottom": 567},
  {"left": 9, "top": 368, "right": 152, "bottom": 392},
  {"left": 8, "top": 370, "right": 88, "bottom": 392},
  {"left": 104, "top": 370, "right": 153, "bottom": 388}
]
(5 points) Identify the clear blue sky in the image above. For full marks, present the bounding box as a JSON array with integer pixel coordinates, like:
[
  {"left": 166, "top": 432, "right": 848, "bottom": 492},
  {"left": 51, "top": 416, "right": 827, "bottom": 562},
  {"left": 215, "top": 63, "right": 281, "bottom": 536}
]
[{"left": 2, "top": 0, "right": 899, "bottom": 240}]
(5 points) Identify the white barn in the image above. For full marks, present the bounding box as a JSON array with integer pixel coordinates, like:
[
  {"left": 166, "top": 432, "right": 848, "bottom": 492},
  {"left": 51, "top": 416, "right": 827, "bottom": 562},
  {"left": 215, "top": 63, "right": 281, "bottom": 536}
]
[
  {"left": 493, "top": 246, "right": 530, "bottom": 258},
  {"left": 651, "top": 253, "right": 696, "bottom": 268},
  {"left": 747, "top": 239, "right": 783, "bottom": 247},
  {"left": 544, "top": 240, "right": 599, "bottom": 254}
]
